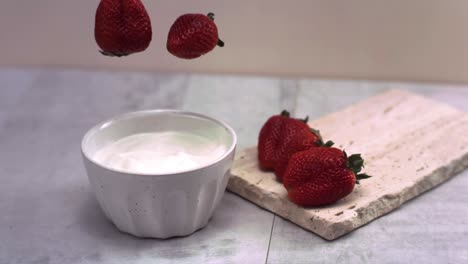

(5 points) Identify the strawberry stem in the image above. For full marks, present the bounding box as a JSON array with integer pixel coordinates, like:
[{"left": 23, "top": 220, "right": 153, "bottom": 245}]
[
  {"left": 296, "top": 115, "right": 309, "bottom": 123},
  {"left": 99, "top": 50, "right": 129, "bottom": 57},
  {"left": 344, "top": 151, "right": 372, "bottom": 183},
  {"left": 310, "top": 127, "right": 334, "bottom": 147},
  {"left": 356, "top": 173, "right": 371, "bottom": 180},
  {"left": 280, "top": 110, "right": 290, "bottom": 118},
  {"left": 207, "top": 13, "right": 225, "bottom": 47}
]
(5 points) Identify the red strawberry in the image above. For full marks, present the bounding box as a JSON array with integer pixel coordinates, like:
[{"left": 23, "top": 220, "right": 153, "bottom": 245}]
[
  {"left": 273, "top": 125, "right": 333, "bottom": 181},
  {"left": 258, "top": 110, "right": 291, "bottom": 170},
  {"left": 283, "top": 147, "right": 371, "bottom": 207},
  {"left": 257, "top": 110, "right": 333, "bottom": 181},
  {"left": 95, "top": 0, "right": 152, "bottom": 57},
  {"left": 167, "top": 12, "right": 224, "bottom": 59}
]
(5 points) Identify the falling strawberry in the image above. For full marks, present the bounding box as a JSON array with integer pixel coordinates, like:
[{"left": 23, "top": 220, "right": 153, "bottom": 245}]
[
  {"left": 283, "top": 147, "right": 371, "bottom": 207},
  {"left": 257, "top": 110, "right": 333, "bottom": 181},
  {"left": 95, "top": 0, "right": 152, "bottom": 57},
  {"left": 167, "top": 12, "right": 224, "bottom": 59}
]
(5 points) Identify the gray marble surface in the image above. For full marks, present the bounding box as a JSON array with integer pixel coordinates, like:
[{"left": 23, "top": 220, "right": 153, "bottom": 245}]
[{"left": 0, "top": 67, "right": 467, "bottom": 264}]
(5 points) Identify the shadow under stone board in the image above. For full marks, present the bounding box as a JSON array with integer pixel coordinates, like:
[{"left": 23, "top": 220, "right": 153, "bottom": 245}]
[{"left": 227, "top": 89, "right": 468, "bottom": 240}]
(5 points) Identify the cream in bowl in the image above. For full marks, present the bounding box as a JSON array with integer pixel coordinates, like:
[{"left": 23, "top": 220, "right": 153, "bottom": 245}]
[
  {"left": 81, "top": 110, "right": 237, "bottom": 238},
  {"left": 94, "top": 131, "right": 228, "bottom": 175}
]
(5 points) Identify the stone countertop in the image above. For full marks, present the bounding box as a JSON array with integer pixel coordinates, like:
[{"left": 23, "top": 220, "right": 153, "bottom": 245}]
[{"left": 0, "top": 67, "right": 467, "bottom": 264}]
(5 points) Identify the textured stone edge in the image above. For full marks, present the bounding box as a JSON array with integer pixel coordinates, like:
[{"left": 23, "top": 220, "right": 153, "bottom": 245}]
[
  {"left": 226, "top": 159, "right": 336, "bottom": 240},
  {"left": 325, "top": 150, "right": 468, "bottom": 240}
]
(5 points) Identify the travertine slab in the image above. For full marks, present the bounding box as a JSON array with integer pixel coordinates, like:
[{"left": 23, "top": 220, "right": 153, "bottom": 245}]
[{"left": 227, "top": 89, "right": 468, "bottom": 240}]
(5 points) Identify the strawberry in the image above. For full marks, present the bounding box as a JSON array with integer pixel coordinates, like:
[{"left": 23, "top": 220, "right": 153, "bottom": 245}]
[
  {"left": 273, "top": 125, "right": 333, "bottom": 181},
  {"left": 95, "top": 0, "right": 152, "bottom": 57},
  {"left": 258, "top": 110, "right": 292, "bottom": 170},
  {"left": 167, "top": 12, "right": 224, "bottom": 59},
  {"left": 257, "top": 110, "right": 333, "bottom": 182},
  {"left": 283, "top": 147, "right": 371, "bottom": 207}
]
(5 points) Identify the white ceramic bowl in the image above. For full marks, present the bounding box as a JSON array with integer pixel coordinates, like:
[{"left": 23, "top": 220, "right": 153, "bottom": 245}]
[{"left": 81, "top": 110, "right": 237, "bottom": 238}]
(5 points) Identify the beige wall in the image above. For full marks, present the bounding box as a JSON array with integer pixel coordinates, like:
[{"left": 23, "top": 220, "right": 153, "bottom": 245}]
[{"left": 1, "top": 0, "right": 468, "bottom": 83}]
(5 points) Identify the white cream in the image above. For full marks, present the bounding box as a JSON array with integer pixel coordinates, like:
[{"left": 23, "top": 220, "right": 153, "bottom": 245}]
[{"left": 93, "top": 132, "right": 227, "bottom": 174}]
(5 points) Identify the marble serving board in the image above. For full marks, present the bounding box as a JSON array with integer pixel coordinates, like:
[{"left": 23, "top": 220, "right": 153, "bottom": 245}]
[{"left": 227, "top": 89, "right": 468, "bottom": 240}]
